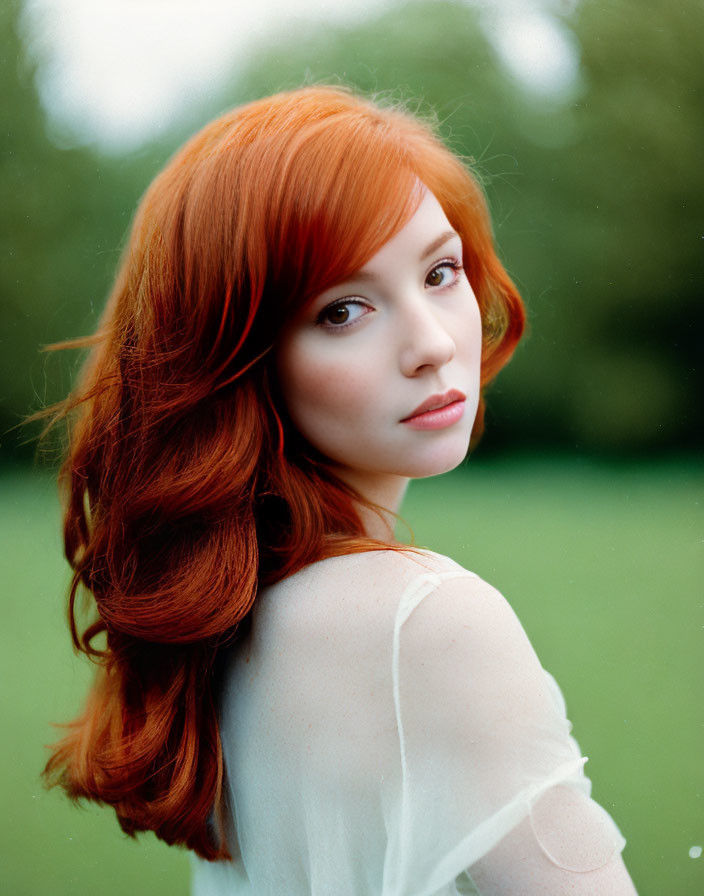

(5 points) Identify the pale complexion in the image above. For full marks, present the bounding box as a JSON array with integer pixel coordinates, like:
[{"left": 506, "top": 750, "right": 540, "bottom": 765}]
[{"left": 276, "top": 189, "right": 482, "bottom": 539}]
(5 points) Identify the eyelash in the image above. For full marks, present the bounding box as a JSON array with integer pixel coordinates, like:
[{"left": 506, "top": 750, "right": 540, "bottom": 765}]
[{"left": 316, "top": 258, "right": 464, "bottom": 330}]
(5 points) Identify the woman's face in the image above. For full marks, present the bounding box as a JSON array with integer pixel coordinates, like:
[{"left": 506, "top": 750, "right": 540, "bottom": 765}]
[{"left": 276, "top": 189, "right": 482, "bottom": 504}]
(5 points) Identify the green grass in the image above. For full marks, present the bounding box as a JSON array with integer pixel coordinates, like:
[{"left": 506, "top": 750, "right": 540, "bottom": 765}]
[{"left": 2, "top": 458, "right": 702, "bottom": 895}]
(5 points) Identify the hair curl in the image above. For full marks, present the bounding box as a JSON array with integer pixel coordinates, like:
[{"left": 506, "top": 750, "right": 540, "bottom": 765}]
[{"left": 42, "top": 85, "right": 525, "bottom": 859}]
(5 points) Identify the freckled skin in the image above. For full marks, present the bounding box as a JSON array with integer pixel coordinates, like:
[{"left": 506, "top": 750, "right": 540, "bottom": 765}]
[{"left": 276, "top": 190, "right": 482, "bottom": 510}]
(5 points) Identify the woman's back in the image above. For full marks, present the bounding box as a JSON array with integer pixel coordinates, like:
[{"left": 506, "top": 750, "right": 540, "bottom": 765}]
[
  {"left": 193, "top": 550, "right": 629, "bottom": 895},
  {"left": 204, "top": 551, "right": 442, "bottom": 893}
]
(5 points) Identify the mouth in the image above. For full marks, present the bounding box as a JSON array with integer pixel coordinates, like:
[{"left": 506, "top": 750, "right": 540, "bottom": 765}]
[{"left": 400, "top": 389, "right": 467, "bottom": 423}]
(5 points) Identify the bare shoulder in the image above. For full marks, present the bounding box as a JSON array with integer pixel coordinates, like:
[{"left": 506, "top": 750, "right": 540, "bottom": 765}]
[
  {"left": 289, "top": 546, "right": 477, "bottom": 601},
  {"left": 263, "top": 547, "right": 482, "bottom": 635},
  {"left": 397, "top": 560, "right": 539, "bottom": 679},
  {"left": 396, "top": 565, "right": 558, "bottom": 736}
]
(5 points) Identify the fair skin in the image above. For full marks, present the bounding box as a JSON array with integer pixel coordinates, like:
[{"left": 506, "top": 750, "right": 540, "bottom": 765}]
[{"left": 276, "top": 188, "right": 482, "bottom": 539}]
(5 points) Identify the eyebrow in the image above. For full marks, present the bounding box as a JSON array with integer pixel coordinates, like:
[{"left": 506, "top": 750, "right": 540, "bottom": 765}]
[
  {"left": 421, "top": 230, "right": 461, "bottom": 260},
  {"left": 349, "top": 230, "right": 461, "bottom": 283}
]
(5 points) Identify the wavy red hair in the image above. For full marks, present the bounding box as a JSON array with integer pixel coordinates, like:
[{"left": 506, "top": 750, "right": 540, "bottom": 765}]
[{"left": 42, "top": 86, "right": 525, "bottom": 859}]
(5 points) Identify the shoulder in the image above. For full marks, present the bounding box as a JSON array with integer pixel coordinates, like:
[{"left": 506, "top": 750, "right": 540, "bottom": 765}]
[
  {"left": 341, "top": 545, "right": 481, "bottom": 589},
  {"left": 334, "top": 547, "right": 492, "bottom": 625},
  {"left": 260, "top": 547, "right": 485, "bottom": 643},
  {"left": 394, "top": 558, "right": 549, "bottom": 712},
  {"left": 326, "top": 548, "right": 530, "bottom": 674},
  {"left": 390, "top": 550, "right": 525, "bottom": 652},
  {"left": 268, "top": 546, "right": 470, "bottom": 604},
  {"left": 394, "top": 565, "right": 564, "bottom": 753}
]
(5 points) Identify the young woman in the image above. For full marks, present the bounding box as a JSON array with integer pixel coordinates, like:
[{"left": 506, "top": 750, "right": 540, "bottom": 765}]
[{"left": 44, "top": 86, "right": 636, "bottom": 895}]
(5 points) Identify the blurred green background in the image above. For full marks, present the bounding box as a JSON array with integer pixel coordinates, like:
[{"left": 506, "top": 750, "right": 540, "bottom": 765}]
[{"left": 1, "top": 0, "right": 702, "bottom": 893}]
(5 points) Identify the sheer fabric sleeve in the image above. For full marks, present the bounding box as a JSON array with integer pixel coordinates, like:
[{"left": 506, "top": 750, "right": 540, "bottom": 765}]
[{"left": 384, "top": 567, "right": 631, "bottom": 896}]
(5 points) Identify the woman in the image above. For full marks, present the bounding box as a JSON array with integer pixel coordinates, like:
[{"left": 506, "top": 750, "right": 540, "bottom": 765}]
[{"left": 44, "top": 86, "right": 636, "bottom": 894}]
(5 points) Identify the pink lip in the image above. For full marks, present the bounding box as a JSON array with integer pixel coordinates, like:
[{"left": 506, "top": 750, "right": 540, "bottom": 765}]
[{"left": 401, "top": 389, "right": 467, "bottom": 430}]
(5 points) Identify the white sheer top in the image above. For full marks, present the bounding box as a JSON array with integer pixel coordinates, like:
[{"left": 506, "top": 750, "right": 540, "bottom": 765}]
[{"left": 192, "top": 549, "right": 631, "bottom": 895}]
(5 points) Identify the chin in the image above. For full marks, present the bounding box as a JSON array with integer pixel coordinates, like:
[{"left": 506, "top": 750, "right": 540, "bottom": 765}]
[{"left": 402, "top": 440, "right": 471, "bottom": 480}]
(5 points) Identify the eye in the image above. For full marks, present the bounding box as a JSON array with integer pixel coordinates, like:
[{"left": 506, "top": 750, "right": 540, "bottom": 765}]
[
  {"left": 317, "top": 299, "right": 372, "bottom": 329},
  {"left": 426, "top": 259, "right": 463, "bottom": 288}
]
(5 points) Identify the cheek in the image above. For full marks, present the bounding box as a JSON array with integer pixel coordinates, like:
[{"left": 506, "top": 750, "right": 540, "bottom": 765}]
[{"left": 277, "top": 341, "right": 373, "bottom": 439}]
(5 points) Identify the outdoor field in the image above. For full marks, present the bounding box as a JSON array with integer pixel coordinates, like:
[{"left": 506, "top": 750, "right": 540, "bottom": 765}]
[{"left": 1, "top": 457, "right": 701, "bottom": 895}]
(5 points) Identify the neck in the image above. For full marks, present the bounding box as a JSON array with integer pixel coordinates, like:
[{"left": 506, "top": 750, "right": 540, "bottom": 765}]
[{"left": 332, "top": 468, "right": 410, "bottom": 542}]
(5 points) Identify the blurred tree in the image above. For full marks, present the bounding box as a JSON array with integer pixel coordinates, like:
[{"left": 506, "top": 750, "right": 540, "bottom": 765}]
[
  {"left": 0, "top": 0, "right": 165, "bottom": 459},
  {"left": 500, "top": 0, "right": 704, "bottom": 451}
]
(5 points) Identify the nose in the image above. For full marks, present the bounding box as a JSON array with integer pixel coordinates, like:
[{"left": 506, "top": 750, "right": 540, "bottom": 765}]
[{"left": 398, "top": 298, "right": 456, "bottom": 377}]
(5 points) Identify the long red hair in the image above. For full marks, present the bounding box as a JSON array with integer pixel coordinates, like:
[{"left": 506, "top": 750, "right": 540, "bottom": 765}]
[{"left": 43, "top": 86, "right": 525, "bottom": 859}]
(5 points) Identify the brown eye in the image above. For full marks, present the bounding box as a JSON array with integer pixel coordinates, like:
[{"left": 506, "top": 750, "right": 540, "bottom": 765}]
[
  {"left": 326, "top": 305, "right": 350, "bottom": 325},
  {"left": 317, "top": 300, "right": 371, "bottom": 329},
  {"left": 426, "top": 261, "right": 461, "bottom": 289},
  {"left": 426, "top": 268, "right": 445, "bottom": 287}
]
